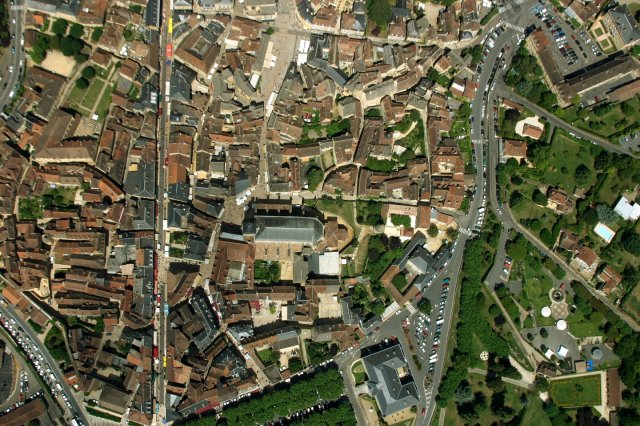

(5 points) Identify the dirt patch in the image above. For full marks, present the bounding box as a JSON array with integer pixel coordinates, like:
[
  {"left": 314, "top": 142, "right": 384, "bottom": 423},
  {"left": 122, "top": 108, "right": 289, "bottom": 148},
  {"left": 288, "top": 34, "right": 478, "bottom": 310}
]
[{"left": 39, "top": 50, "right": 75, "bottom": 77}]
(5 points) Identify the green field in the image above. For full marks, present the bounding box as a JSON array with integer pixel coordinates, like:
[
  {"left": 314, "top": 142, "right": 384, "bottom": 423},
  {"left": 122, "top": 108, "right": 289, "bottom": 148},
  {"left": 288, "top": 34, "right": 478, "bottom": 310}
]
[
  {"left": 351, "top": 360, "right": 366, "bottom": 385},
  {"left": 95, "top": 83, "right": 115, "bottom": 119},
  {"left": 562, "top": 97, "right": 640, "bottom": 140},
  {"left": 256, "top": 348, "right": 278, "bottom": 366},
  {"left": 528, "top": 130, "right": 596, "bottom": 192},
  {"left": 548, "top": 375, "right": 602, "bottom": 407},
  {"left": 520, "top": 269, "right": 555, "bottom": 327}
]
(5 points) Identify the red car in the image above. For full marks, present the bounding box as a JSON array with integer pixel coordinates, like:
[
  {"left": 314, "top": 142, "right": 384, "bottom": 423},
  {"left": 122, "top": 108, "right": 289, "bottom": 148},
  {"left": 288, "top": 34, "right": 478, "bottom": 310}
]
[{"left": 422, "top": 408, "right": 426, "bottom": 416}]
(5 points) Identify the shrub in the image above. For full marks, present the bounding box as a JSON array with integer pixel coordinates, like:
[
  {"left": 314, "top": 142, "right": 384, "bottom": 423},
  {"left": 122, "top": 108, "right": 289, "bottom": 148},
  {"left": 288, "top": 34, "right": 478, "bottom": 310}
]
[
  {"left": 81, "top": 66, "right": 95, "bottom": 79},
  {"left": 75, "top": 77, "right": 90, "bottom": 89}
]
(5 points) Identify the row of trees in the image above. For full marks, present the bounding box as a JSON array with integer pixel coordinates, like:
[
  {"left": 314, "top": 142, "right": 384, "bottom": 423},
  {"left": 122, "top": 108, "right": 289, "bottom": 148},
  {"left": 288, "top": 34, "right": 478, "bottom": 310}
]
[
  {"left": 30, "top": 19, "right": 88, "bottom": 64},
  {"left": 437, "top": 215, "right": 512, "bottom": 406},
  {"left": 218, "top": 367, "right": 344, "bottom": 425},
  {"left": 289, "top": 398, "right": 355, "bottom": 426}
]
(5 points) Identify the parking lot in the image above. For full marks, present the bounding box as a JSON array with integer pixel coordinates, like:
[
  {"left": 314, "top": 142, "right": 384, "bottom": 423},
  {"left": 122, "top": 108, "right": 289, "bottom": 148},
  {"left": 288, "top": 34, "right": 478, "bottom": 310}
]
[
  {"left": 411, "top": 277, "right": 451, "bottom": 375},
  {"left": 530, "top": 4, "right": 602, "bottom": 75}
]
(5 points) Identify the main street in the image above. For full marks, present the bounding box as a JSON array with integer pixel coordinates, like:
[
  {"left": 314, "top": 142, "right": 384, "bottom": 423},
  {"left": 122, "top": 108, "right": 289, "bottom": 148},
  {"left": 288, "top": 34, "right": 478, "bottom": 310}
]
[
  {"left": 0, "top": 0, "right": 25, "bottom": 111},
  {"left": 154, "top": 0, "right": 174, "bottom": 422}
]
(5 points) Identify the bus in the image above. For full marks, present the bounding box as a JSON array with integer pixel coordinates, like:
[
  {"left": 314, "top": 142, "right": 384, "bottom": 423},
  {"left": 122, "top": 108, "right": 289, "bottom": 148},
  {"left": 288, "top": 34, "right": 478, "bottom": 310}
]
[
  {"left": 168, "top": 17, "right": 173, "bottom": 34},
  {"left": 163, "top": 356, "right": 167, "bottom": 368},
  {"left": 164, "top": 303, "right": 169, "bottom": 315}
]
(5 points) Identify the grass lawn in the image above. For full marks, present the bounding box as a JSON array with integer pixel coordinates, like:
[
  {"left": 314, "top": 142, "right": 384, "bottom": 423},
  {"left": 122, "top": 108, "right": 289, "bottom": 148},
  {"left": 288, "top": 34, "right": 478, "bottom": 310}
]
[
  {"left": 622, "top": 283, "right": 640, "bottom": 323},
  {"left": 521, "top": 269, "right": 556, "bottom": 327},
  {"left": 256, "top": 348, "right": 277, "bottom": 366},
  {"left": 351, "top": 360, "right": 366, "bottom": 385},
  {"left": 80, "top": 78, "right": 105, "bottom": 110},
  {"left": 568, "top": 97, "right": 640, "bottom": 138},
  {"left": 389, "top": 420, "right": 414, "bottom": 426},
  {"left": 527, "top": 129, "right": 596, "bottom": 193},
  {"left": 509, "top": 181, "right": 559, "bottom": 235},
  {"left": 444, "top": 373, "right": 528, "bottom": 425},
  {"left": 567, "top": 316, "right": 602, "bottom": 338},
  {"left": 67, "top": 84, "right": 86, "bottom": 104},
  {"left": 95, "top": 83, "right": 115, "bottom": 119},
  {"left": 549, "top": 375, "right": 602, "bottom": 407},
  {"left": 522, "top": 394, "right": 552, "bottom": 426}
]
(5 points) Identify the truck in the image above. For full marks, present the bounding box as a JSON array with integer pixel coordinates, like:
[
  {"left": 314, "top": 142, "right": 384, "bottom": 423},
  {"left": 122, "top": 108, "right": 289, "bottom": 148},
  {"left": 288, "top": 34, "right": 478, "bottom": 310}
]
[
  {"left": 153, "top": 346, "right": 159, "bottom": 359},
  {"left": 164, "top": 303, "right": 169, "bottom": 315},
  {"left": 165, "top": 43, "right": 173, "bottom": 58}
]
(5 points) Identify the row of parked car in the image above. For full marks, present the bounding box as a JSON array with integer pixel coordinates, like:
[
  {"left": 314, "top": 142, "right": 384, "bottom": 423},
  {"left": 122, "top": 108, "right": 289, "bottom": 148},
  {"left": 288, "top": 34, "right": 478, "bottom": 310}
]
[{"left": 0, "top": 310, "right": 79, "bottom": 421}]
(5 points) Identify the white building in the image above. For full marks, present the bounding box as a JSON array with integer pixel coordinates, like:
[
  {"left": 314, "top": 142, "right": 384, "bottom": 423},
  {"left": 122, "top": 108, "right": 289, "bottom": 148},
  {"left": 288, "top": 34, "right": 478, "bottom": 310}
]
[{"left": 614, "top": 197, "right": 640, "bottom": 221}]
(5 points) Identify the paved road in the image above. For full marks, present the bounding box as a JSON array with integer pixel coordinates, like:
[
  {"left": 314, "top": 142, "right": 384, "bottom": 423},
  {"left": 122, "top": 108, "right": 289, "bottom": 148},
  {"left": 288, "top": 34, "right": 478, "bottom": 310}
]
[
  {"left": 494, "top": 85, "right": 638, "bottom": 158},
  {"left": 0, "top": 0, "right": 25, "bottom": 111},
  {"left": 0, "top": 294, "right": 88, "bottom": 425},
  {"left": 154, "top": 0, "right": 173, "bottom": 422}
]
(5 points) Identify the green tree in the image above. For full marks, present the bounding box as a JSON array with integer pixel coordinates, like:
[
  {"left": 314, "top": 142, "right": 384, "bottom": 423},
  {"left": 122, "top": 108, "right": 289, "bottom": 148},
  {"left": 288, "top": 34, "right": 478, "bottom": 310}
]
[
  {"left": 51, "top": 18, "right": 68, "bottom": 36},
  {"left": 427, "top": 224, "right": 439, "bottom": 237},
  {"left": 75, "top": 77, "right": 90, "bottom": 89},
  {"left": 306, "top": 165, "right": 323, "bottom": 191},
  {"left": 91, "top": 27, "right": 103, "bottom": 42},
  {"left": 123, "top": 28, "right": 134, "bottom": 41},
  {"left": 69, "top": 23, "right": 84, "bottom": 39},
  {"left": 574, "top": 164, "right": 591, "bottom": 187},
  {"left": 81, "top": 66, "right": 95, "bottom": 79},
  {"left": 622, "top": 230, "right": 640, "bottom": 255},
  {"left": 532, "top": 189, "right": 548, "bottom": 205},
  {"left": 391, "top": 214, "right": 411, "bottom": 228},
  {"left": 366, "top": 0, "right": 392, "bottom": 28},
  {"left": 418, "top": 298, "right": 432, "bottom": 315}
]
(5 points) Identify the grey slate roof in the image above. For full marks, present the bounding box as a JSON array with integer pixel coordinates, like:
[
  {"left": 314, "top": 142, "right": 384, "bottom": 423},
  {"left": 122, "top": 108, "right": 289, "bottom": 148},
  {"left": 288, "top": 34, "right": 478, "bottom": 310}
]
[
  {"left": 610, "top": 5, "right": 640, "bottom": 46},
  {"left": 124, "top": 161, "right": 156, "bottom": 198},
  {"left": 362, "top": 344, "right": 419, "bottom": 416}
]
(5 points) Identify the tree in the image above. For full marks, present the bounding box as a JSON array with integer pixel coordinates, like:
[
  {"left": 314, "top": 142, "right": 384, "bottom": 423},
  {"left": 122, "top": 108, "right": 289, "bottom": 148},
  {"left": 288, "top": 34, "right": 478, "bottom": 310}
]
[
  {"left": 391, "top": 214, "right": 411, "bottom": 228},
  {"left": 69, "top": 23, "right": 84, "bottom": 39},
  {"left": 532, "top": 189, "right": 548, "bottom": 205},
  {"left": 454, "top": 381, "right": 473, "bottom": 403},
  {"left": 75, "top": 77, "right": 90, "bottom": 89},
  {"left": 622, "top": 230, "right": 640, "bottom": 255},
  {"left": 621, "top": 101, "right": 635, "bottom": 116},
  {"left": 582, "top": 208, "right": 599, "bottom": 226},
  {"left": 123, "top": 28, "right": 134, "bottom": 41},
  {"left": 306, "top": 165, "right": 324, "bottom": 191},
  {"left": 540, "top": 328, "right": 549, "bottom": 338},
  {"left": 81, "top": 66, "right": 95, "bottom": 79},
  {"left": 366, "top": 0, "right": 392, "bottom": 28},
  {"left": 428, "top": 224, "right": 439, "bottom": 237},
  {"left": 534, "top": 376, "right": 549, "bottom": 392},
  {"left": 509, "top": 190, "right": 524, "bottom": 208},
  {"left": 574, "top": 164, "right": 591, "bottom": 187},
  {"left": 51, "top": 18, "right": 68, "bottom": 36},
  {"left": 418, "top": 299, "right": 432, "bottom": 315},
  {"left": 91, "top": 27, "right": 103, "bottom": 43},
  {"left": 596, "top": 204, "right": 616, "bottom": 224}
]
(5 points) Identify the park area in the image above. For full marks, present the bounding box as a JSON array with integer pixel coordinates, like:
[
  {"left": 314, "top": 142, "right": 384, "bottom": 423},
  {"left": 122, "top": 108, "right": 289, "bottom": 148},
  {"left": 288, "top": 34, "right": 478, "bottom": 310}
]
[
  {"left": 562, "top": 98, "right": 640, "bottom": 140},
  {"left": 548, "top": 374, "right": 602, "bottom": 407},
  {"left": 351, "top": 360, "right": 366, "bottom": 385},
  {"left": 443, "top": 372, "right": 547, "bottom": 426}
]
